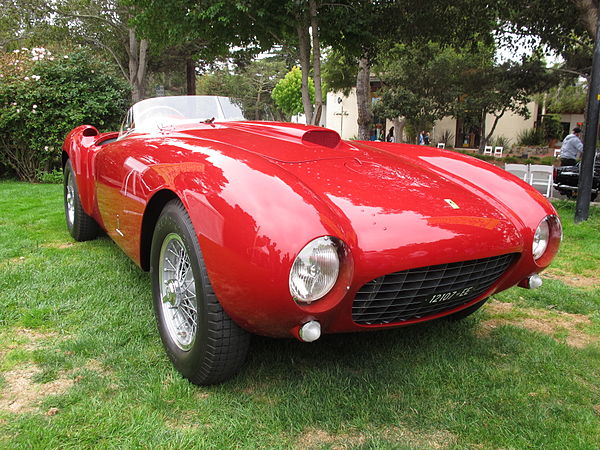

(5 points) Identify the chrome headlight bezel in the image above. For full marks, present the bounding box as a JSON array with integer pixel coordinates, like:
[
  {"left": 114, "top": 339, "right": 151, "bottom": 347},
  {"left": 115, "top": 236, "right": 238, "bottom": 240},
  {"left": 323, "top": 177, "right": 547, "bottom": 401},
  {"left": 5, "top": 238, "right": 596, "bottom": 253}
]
[
  {"left": 289, "top": 236, "right": 341, "bottom": 304},
  {"left": 532, "top": 217, "right": 551, "bottom": 260}
]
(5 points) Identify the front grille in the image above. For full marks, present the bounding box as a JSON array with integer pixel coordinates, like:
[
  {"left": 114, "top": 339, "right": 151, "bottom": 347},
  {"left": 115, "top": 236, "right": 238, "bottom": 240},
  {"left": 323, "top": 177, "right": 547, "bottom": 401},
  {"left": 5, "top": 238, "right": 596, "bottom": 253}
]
[{"left": 352, "top": 253, "right": 518, "bottom": 325}]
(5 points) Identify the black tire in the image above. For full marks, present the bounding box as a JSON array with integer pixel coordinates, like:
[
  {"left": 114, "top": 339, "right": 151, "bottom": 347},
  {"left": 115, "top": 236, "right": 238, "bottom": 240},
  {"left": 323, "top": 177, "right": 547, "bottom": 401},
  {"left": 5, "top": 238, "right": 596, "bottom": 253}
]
[
  {"left": 445, "top": 298, "right": 488, "bottom": 321},
  {"left": 150, "top": 200, "right": 250, "bottom": 385},
  {"left": 64, "top": 160, "right": 99, "bottom": 241}
]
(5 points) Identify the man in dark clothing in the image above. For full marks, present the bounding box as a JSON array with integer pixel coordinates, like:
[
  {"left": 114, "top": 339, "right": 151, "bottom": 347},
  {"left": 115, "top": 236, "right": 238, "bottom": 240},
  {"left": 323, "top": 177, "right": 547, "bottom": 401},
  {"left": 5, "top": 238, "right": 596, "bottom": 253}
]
[{"left": 559, "top": 127, "right": 583, "bottom": 166}]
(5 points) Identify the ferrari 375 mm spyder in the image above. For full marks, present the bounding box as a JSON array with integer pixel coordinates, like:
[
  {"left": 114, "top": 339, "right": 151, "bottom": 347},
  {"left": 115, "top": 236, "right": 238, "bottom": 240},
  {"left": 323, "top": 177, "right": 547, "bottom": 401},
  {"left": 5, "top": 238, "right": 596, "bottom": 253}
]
[{"left": 62, "top": 95, "right": 562, "bottom": 385}]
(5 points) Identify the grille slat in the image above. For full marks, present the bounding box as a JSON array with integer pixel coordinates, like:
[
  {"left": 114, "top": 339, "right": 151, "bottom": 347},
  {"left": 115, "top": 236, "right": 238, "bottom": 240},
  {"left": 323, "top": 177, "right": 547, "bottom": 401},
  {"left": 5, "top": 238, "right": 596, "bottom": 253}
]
[{"left": 352, "top": 253, "right": 518, "bottom": 325}]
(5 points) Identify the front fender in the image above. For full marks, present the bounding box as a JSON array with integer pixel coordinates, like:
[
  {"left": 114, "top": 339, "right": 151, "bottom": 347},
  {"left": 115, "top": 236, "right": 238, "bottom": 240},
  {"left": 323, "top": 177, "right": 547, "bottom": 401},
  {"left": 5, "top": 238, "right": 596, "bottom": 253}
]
[{"left": 139, "top": 139, "right": 354, "bottom": 336}]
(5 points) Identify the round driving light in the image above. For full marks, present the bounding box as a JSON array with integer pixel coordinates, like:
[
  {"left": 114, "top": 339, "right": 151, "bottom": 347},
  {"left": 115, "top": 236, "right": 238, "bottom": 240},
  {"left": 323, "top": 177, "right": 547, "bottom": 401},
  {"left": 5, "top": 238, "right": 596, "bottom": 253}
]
[
  {"left": 289, "top": 236, "right": 340, "bottom": 303},
  {"left": 532, "top": 217, "right": 550, "bottom": 260},
  {"left": 528, "top": 274, "right": 543, "bottom": 289},
  {"left": 299, "top": 321, "right": 321, "bottom": 342}
]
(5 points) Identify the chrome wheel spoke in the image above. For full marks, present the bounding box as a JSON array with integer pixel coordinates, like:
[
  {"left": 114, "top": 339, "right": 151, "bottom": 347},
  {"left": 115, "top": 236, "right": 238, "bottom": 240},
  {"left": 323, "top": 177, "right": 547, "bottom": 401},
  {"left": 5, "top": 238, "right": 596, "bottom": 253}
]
[{"left": 158, "top": 233, "right": 198, "bottom": 351}]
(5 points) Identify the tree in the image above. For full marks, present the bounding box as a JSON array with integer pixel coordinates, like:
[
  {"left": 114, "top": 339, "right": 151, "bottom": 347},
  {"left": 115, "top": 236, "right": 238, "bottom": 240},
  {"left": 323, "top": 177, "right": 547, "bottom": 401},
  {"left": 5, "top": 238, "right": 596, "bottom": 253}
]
[
  {"left": 0, "top": 48, "right": 129, "bottom": 181},
  {"left": 3, "top": 0, "right": 150, "bottom": 103},
  {"left": 539, "top": 82, "right": 588, "bottom": 114},
  {"left": 272, "top": 67, "right": 315, "bottom": 117},
  {"left": 374, "top": 42, "right": 558, "bottom": 149},
  {"left": 324, "top": 0, "right": 499, "bottom": 139},
  {"left": 197, "top": 58, "right": 288, "bottom": 120},
  {"left": 374, "top": 43, "right": 465, "bottom": 142}
]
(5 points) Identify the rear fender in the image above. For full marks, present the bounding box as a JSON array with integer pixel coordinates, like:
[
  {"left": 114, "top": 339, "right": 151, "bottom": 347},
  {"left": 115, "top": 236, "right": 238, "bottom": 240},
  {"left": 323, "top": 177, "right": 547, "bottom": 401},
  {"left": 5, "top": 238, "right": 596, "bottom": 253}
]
[{"left": 62, "top": 125, "right": 100, "bottom": 215}]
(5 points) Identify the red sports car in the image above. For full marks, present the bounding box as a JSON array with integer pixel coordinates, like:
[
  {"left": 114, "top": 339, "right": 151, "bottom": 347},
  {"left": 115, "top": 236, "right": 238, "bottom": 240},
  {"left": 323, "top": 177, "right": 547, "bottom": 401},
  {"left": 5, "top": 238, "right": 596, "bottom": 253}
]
[{"left": 63, "top": 95, "right": 562, "bottom": 385}]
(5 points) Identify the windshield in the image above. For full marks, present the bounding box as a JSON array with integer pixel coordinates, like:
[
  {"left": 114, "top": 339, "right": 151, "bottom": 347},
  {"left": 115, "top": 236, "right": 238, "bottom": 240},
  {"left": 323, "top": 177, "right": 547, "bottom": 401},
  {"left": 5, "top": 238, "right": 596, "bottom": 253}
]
[{"left": 119, "top": 96, "right": 246, "bottom": 137}]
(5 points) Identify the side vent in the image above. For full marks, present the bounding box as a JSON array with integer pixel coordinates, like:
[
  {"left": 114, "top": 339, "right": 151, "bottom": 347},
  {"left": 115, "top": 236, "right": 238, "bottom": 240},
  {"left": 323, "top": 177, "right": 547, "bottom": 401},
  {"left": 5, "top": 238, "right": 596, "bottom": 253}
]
[{"left": 302, "top": 129, "right": 341, "bottom": 148}]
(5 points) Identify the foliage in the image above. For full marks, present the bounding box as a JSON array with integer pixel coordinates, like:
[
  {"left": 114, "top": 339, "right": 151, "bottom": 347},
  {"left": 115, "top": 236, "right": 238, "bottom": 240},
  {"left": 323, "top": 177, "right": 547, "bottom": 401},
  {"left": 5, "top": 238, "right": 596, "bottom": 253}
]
[
  {"left": 373, "top": 43, "right": 463, "bottom": 133},
  {"left": 541, "top": 114, "right": 563, "bottom": 140},
  {"left": 321, "top": 49, "right": 358, "bottom": 96},
  {"left": 197, "top": 58, "right": 288, "bottom": 120},
  {"left": 455, "top": 54, "right": 559, "bottom": 149},
  {"left": 438, "top": 129, "right": 455, "bottom": 148},
  {"left": 497, "top": 0, "right": 595, "bottom": 78},
  {"left": 38, "top": 168, "right": 63, "bottom": 184},
  {"left": 490, "top": 135, "right": 512, "bottom": 151},
  {"left": 538, "top": 83, "right": 588, "bottom": 114},
  {"left": 0, "top": 48, "right": 130, "bottom": 181},
  {"left": 516, "top": 127, "right": 545, "bottom": 146},
  {"left": 271, "top": 67, "right": 314, "bottom": 117}
]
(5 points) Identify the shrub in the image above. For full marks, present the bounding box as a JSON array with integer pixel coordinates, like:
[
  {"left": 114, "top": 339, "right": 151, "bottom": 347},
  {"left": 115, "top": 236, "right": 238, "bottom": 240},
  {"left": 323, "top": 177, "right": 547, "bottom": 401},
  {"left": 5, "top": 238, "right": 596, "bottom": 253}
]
[
  {"left": 38, "top": 168, "right": 63, "bottom": 184},
  {"left": 271, "top": 67, "right": 314, "bottom": 117},
  {"left": 490, "top": 135, "right": 511, "bottom": 151},
  {"left": 517, "top": 127, "right": 545, "bottom": 146},
  {"left": 438, "top": 129, "right": 454, "bottom": 148},
  {"left": 0, "top": 48, "right": 130, "bottom": 181},
  {"left": 541, "top": 114, "right": 562, "bottom": 141}
]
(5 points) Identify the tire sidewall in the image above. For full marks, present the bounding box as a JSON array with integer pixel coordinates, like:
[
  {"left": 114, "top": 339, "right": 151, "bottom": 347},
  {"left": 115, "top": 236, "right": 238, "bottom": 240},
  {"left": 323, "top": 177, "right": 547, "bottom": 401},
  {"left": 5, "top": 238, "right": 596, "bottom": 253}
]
[
  {"left": 63, "top": 161, "right": 76, "bottom": 235},
  {"left": 150, "top": 202, "right": 211, "bottom": 378}
]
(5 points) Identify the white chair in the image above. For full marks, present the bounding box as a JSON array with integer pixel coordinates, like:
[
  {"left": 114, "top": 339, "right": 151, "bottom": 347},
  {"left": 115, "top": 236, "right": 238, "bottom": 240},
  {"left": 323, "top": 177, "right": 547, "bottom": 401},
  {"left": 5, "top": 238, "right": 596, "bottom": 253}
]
[
  {"left": 437, "top": 143, "right": 445, "bottom": 149},
  {"left": 484, "top": 146, "right": 493, "bottom": 155},
  {"left": 504, "top": 163, "right": 529, "bottom": 182},
  {"left": 528, "top": 165, "right": 554, "bottom": 197},
  {"left": 554, "top": 148, "right": 561, "bottom": 157},
  {"left": 494, "top": 146, "right": 503, "bottom": 157}
]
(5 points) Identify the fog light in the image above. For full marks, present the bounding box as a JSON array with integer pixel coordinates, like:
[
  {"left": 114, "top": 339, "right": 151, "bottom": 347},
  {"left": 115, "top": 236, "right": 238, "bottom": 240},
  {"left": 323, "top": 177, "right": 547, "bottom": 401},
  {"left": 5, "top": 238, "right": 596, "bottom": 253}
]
[
  {"left": 528, "top": 274, "right": 543, "bottom": 289},
  {"left": 299, "top": 321, "right": 321, "bottom": 342}
]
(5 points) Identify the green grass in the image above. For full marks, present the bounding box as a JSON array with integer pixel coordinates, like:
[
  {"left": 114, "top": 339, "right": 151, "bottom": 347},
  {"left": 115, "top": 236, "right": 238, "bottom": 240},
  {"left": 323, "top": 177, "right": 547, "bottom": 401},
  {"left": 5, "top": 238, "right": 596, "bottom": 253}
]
[{"left": 0, "top": 182, "right": 598, "bottom": 449}]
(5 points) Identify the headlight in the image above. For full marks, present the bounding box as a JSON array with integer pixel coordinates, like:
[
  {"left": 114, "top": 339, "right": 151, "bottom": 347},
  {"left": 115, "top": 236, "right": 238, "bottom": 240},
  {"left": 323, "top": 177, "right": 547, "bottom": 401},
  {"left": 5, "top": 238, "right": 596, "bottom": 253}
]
[
  {"left": 532, "top": 217, "right": 550, "bottom": 260},
  {"left": 289, "top": 236, "right": 340, "bottom": 303}
]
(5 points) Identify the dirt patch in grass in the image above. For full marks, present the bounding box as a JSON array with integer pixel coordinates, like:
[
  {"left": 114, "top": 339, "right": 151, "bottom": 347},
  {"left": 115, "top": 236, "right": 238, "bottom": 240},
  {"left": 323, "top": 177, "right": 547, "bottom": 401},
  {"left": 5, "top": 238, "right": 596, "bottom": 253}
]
[
  {"left": 480, "top": 302, "right": 597, "bottom": 348},
  {"left": 1, "top": 256, "right": 26, "bottom": 266},
  {"left": 0, "top": 328, "right": 76, "bottom": 414},
  {"left": 296, "top": 426, "right": 456, "bottom": 449},
  {"left": 544, "top": 269, "right": 600, "bottom": 289},
  {"left": 164, "top": 411, "right": 212, "bottom": 432},
  {"left": 40, "top": 242, "right": 74, "bottom": 249},
  {"left": 0, "top": 328, "right": 59, "bottom": 361},
  {"left": 0, "top": 365, "right": 74, "bottom": 414}
]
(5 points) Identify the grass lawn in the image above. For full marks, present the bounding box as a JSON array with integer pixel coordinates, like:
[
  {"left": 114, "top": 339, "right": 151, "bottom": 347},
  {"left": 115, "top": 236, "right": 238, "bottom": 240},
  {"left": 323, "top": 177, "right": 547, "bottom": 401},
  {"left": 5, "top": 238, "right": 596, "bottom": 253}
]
[{"left": 0, "top": 181, "right": 598, "bottom": 449}]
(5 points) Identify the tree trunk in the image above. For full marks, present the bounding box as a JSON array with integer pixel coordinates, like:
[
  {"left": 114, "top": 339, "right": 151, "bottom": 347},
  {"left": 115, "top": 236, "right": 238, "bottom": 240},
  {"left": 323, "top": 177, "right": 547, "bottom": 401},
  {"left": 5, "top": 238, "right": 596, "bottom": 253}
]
[
  {"left": 128, "top": 28, "right": 148, "bottom": 103},
  {"left": 186, "top": 58, "right": 196, "bottom": 95},
  {"left": 572, "top": 0, "right": 598, "bottom": 39},
  {"left": 478, "top": 109, "right": 487, "bottom": 152},
  {"left": 296, "top": 21, "right": 313, "bottom": 124},
  {"left": 356, "top": 56, "right": 372, "bottom": 140},
  {"left": 393, "top": 117, "right": 405, "bottom": 143},
  {"left": 486, "top": 109, "right": 506, "bottom": 146},
  {"left": 309, "top": 0, "right": 322, "bottom": 125}
]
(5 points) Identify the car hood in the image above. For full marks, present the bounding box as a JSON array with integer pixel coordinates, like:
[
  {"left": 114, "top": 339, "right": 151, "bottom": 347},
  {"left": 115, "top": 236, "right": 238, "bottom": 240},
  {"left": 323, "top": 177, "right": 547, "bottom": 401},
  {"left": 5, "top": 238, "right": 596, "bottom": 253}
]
[
  {"left": 279, "top": 145, "right": 522, "bottom": 260},
  {"left": 177, "top": 122, "right": 523, "bottom": 266}
]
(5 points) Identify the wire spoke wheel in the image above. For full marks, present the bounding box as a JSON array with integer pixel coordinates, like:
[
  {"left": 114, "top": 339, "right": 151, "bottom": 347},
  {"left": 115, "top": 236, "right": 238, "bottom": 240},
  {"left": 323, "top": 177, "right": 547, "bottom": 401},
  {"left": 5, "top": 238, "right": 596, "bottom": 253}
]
[
  {"left": 158, "top": 233, "right": 198, "bottom": 351},
  {"left": 151, "top": 199, "right": 250, "bottom": 385},
  {"left": 63, "top": 159, "right": 98, "bottom": 241},
  {"left": 66, "top": 170, "right": 75, "bottom": 227}
]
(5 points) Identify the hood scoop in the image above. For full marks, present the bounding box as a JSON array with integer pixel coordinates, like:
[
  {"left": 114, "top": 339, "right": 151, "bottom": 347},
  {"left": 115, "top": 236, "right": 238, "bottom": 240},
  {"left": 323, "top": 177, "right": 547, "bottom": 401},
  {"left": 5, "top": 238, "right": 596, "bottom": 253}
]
[
  {"left": 301, "top": 129, "right": 341, "bottom": 148},
  {"left": 218, "top": 122, "right": 341, "bottom": 149}
]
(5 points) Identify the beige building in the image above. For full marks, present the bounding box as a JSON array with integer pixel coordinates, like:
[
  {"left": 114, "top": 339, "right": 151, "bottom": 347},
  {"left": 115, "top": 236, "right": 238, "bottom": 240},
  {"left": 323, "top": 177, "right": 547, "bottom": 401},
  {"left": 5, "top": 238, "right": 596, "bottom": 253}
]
[{"left": 326, "top": 89, "right": 584, "bottom": 147}]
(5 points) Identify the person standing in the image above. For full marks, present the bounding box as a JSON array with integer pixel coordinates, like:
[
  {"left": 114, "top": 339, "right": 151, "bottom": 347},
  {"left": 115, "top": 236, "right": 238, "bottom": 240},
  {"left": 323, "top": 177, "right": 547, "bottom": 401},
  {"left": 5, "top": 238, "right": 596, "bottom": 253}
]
[
  {"left": 424, "top": 131, "right": 430, "bottom": 145},
  {"left": 386, "top": 126, "right": 395, "bottom": 142},
  {"left": 559, "top": 127, "right": 583, "bottom": 166},
  {"left": 418, "top": 131, "right": 425, "bottom": 145}
]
